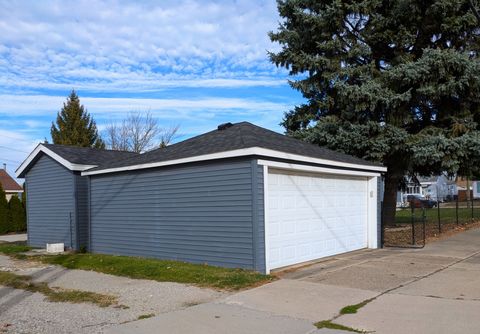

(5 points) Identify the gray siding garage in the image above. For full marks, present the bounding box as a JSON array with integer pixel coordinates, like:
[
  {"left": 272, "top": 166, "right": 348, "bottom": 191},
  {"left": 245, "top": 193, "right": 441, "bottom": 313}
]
[
  {"left": 17, "top": 122, "right": 386, "bottom": 274},
  {"left": 90, "top": 159, "right": 265, "bottom": 272}
]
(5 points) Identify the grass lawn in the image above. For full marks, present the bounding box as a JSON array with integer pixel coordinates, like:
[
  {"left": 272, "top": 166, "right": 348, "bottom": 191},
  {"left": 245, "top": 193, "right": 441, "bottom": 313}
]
[
  {"left": 0, "top": 242, "right": 274, "bottom": 290},
  {"left": 394, "top": 207, "right": 477, "bottom": 225},
  {"left": 0, "top": 242, "right": 32, "bottom": 254}
]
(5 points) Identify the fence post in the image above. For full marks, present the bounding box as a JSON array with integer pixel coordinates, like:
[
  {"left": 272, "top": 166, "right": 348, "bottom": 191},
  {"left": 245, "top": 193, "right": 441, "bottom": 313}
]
[
  {"left": 411, "top": 203, "right": 415, "bottom": 245},
  {"left": 437, "top": 199, "right": 441, "bottom": 233},
  {"left": 472, "top": 194, "right": 474, "bottom": 220},
  {"left": 380, "top": 201, "right": 384, "bottom": 248},
  {"left": 456, "top": 195, "right": 459, "bottom": 225},
  {"left": 422, "top": 207, "right": 426, "bottom": 245}
]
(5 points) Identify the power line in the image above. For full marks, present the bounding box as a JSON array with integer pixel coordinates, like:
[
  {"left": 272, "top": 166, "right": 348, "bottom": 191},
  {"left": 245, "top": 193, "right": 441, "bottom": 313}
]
[
  {"left": 0, "top": 133, "right": 40, "bottom": 144},
  {"left": 0, "top": 145, "right": 29, "bottom": 154},
  {"left": 1, "top": 157, "right": 22, "bottom": 164}
]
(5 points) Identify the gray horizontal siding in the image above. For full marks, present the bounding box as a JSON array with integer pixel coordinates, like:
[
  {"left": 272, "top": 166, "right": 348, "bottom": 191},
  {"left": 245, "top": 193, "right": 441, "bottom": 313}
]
[
  {"left": 90, "top": 160, "right": 257, "bottom": 269},
  {"left": 75, "top": 174, "right": 89, "bottom": 249},
  {"left": 254, "top": 162, "right": 266, "bottom": 273},
  {"left": 26, "top": 154, "right": 76, "bottom": 248}
]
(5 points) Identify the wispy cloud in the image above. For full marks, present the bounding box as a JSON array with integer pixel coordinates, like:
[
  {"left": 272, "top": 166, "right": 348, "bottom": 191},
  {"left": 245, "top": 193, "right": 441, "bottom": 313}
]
[
  {"left": 0, "top": 0, "right": 285, "bottom": 93},
  {"left": 0, "top": 0, "right": 301, "bottom": 177},
  {"left": 0, "top": 94, "right": 290, "bottom": 118}
]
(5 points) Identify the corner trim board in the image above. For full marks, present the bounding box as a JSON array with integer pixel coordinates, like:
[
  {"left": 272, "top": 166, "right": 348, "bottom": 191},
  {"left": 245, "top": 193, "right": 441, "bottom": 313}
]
[{"left": 263, "top": 164, "right": 270, "bottom": 274}]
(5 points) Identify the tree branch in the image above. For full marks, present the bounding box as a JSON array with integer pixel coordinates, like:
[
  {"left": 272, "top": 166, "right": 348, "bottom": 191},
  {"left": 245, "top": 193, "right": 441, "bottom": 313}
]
[{"left": 468, "top": 0, "right": 480, "bottom": 24}]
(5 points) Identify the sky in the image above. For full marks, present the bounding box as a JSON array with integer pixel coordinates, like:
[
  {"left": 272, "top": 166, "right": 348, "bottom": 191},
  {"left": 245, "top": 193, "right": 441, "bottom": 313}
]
[{"left": 0, "top": 0, "right": 303, "bottom": 179}]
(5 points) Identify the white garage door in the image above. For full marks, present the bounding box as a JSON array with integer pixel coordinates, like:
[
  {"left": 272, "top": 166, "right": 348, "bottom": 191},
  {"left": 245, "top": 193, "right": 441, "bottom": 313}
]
[{"left": 267, "top": 169, "right": 368, "bottom": 270}]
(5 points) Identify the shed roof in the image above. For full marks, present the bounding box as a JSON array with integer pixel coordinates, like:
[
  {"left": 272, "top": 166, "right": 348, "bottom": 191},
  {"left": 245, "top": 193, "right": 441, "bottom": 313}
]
[
  {"left": 16, "top": 144, "right": 138, "bottom": 178},
  {"left": 42, "top": 144, "right": 138, "bottom": 165}
]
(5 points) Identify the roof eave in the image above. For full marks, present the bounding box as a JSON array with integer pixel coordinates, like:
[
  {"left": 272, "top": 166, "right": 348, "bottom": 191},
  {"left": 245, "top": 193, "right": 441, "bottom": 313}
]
[
  {"left": 82, "top": 147, "right": 387, "bottom": 176},
  {"left": 16, "top": 144, "right": 97, "bottom": 178}
]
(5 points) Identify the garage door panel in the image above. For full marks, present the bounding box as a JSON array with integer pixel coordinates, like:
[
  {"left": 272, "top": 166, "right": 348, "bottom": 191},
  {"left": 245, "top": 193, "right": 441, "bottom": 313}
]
[{"left": 267, "top": 170, "right": 368, "bottom": 270}]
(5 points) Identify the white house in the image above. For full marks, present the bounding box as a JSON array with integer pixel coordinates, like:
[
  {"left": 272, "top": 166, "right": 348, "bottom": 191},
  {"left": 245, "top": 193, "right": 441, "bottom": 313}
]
[{"left": 473, "top": 181, "right": 480, "bottom": 199}]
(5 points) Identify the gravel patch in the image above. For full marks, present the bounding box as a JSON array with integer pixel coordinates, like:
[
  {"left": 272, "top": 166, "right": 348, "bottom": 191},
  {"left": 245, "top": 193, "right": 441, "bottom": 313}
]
[{"left": 0, "top": 256, "right": 228, "bottom": 333}]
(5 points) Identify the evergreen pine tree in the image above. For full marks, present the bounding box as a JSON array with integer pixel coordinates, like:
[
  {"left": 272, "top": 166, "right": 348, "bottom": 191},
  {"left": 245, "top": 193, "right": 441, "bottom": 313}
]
[
  {"left": 0, "top": 184, "right": 8, "bottom": 234},
  {"left": 51, "top": 90, "right": 105, "bottom": 148},
  {"left": 21, "top": 183, "right": 26, "bottom": 219},
  {"left": 8, "top": 196, "right": 25, "bottom": 232}
]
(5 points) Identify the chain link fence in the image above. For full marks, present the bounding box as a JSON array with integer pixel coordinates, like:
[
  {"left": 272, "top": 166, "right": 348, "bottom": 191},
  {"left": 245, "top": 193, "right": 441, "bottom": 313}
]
[{"left": 382, "top": 197, "right": 480, "bottom": 247}]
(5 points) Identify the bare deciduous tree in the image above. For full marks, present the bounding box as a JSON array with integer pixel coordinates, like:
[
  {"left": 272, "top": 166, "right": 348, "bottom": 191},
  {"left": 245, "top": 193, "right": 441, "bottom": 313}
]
[
  {"left": 159, "top": 124, "right": 180, "bottom": 148},
  {"left": 105, "top": 111, "right": 179, "bottom": 153}
]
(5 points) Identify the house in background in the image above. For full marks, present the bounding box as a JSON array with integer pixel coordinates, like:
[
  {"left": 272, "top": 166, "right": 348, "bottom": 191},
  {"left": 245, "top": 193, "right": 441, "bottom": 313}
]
[
  {"left": 397, "top": 174, "right": 457, "bottom": 206},
  {"left": 16, "top": 122, "right": 386, "bottom": 274},
  {"left": 0, "top": 164, "right": 23, "bottom": 201},
  {"left": 473, "top": 181, "right": 480, "bottom": 199},
  {"left": 418, "top": 175, "right": 455, "bottom": 201},
  {"left": 456, "top": 176, "right": 480, "bottom": 200}
]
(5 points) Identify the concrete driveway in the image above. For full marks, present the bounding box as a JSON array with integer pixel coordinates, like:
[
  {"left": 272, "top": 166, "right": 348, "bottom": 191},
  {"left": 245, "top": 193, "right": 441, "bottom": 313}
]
[{"left": 108, "top": 228, "right": 480, "bottom": 334}]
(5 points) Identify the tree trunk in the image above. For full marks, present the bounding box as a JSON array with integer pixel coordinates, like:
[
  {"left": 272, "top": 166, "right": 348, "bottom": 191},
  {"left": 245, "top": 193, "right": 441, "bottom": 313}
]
[{"left": 382, "top": 171, "right": 403, "bottom": 226}]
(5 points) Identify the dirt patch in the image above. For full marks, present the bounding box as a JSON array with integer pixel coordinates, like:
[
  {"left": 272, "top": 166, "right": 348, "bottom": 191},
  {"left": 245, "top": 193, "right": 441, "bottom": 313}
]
[
  {"left": 384, "top": 221, "right": 480, "bottom": 247},
  {"left": 0, "top": 254, "right": 227, "bottom": 333}
]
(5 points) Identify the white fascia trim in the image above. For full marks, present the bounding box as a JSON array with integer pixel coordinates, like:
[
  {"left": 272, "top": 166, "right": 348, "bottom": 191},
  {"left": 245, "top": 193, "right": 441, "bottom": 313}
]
[
  {"left": 367, "top": 176, "right": 379, "bottom": 249},
  {"left": 263, "top": 165, "right": 270, "bottom": 274},
  {"left": 82, "top": 147, "right": 387, "bottom": 176},
  {"left": 5, "top": 190, "right": 24, "bottom": 193},
  {"left": 16, "top": 144, "right": 97, "bottom": 178},
  {"left": 258, "top": 160, "right": 382, "bottom": 177}
]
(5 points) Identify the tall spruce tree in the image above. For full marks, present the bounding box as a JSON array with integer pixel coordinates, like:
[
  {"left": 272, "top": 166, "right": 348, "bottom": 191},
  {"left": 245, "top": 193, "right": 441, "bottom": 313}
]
[
  {"left": 51, "top": 90, "right": 105, "bottom": 148},
  {"left": 0, "top": 184, "right": 8, "bottom": 234},
  {"left": 269, "top": 0, "right": 480, "bottom": 223}
]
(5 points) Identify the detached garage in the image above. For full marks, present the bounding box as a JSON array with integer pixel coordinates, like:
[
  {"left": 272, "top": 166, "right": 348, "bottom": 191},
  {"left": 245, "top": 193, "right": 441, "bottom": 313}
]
[{"left": 17, "top": 122, "right": 386, "bottom": 274}]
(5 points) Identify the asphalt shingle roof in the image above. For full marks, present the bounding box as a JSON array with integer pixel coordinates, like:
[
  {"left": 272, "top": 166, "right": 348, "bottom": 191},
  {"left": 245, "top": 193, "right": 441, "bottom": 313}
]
[
  {"left": 0, "top": 169, "right": 22, "bottom": 191},
  {"left": 43, "top": 144, "right": 138, "bottom": 166},
  {"left": 89, "top": 122, "right": 381, "bottom": 172}
]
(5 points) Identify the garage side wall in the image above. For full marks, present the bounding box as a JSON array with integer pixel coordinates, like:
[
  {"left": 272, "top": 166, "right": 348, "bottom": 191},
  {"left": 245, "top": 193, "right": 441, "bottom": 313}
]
[
  {"left": 74, "top": 173, "right": 89, "bottom": 250},
  {"left": 89, "top": 159, "right": 259, "bottom": 270},
  {"left": 252, "top": 161, "right": 265, "bottom": 273},
  {"left": 25, "top": 154, "right": 77, "bottom": 249}
]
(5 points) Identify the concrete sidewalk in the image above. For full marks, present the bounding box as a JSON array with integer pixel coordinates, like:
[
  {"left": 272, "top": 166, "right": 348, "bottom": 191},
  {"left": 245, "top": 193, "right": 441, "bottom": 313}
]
[
  {"left": 0, "top": 234, "right": 26, "bottom": 243},
  {"left": 106, "top": 228, "right": 480, "bottom": 334}
]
